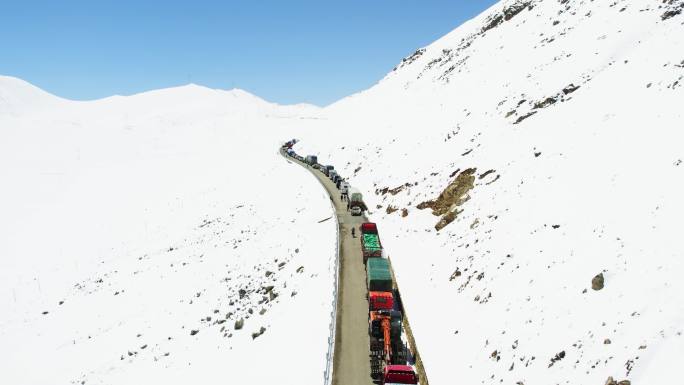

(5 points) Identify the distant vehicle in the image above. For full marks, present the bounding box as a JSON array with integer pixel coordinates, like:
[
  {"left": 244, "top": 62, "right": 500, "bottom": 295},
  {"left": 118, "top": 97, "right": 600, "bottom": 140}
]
[
  {"left": 351, "top": 206, "right": 362, "bottom": 216},
  {"left": 282, "top": 138, "right": 298, "bottom": 149},
  {"left": 323, "top": 165, "right": 334, "bottom": 177},
  {"left": 333, "top": 175, "right": 342, "bottom": 185},
  {"left": 305, "top": 155, "right": 318, "bottom": 165},
  {"left": 348, "top": 188, "right": 367, "bottom": 213},
  {"left": 329, "top": 170, "right": 338, "bottom": 181},
  {"left": 286, "top": 148, "right": 294, "bottom": 156},
  {"left": 340, "top": 182, "right": 350, "bottom": 194}
]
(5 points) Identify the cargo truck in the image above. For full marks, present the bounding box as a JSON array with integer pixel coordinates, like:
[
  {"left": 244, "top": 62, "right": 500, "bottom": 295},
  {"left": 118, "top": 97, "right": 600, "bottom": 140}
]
[
  {"left": 361, "top": 233, "right": 383, "bottom": 263},
  {"left": 305, "top": 155, "right": 318, "bottom": 165},
  {"left": 348, "top": 188, "right": 367, "bottom": 213},
  {"left": 367, "top": 258, "right": 393, "bottom": 292},
  {"left": 360, "top": 222, "right": 382, "bottom": 262},
  {"left": 369, "top": 309, "right": 409, "bottom": 380}
]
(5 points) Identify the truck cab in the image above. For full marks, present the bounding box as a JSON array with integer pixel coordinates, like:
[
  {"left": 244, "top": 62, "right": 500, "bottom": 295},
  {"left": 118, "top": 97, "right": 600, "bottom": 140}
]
[
  {"left": 361, "top": 222, "right": 378, "bottom": 235},
  {"left": 369, "top": 291, "right": 394, "bottom": 311},
  {"left": 382, "top": 365, "right": 418, "bottom": 385}
]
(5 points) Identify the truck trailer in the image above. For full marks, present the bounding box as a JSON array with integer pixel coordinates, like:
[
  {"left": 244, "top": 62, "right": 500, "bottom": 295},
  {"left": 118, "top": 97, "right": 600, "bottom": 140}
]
[
  {"left": 367, "top": 258, "right": 393, "bottom": 292},
  {"left": 361, "top": 233, "right": 383, "bottom": 263}
]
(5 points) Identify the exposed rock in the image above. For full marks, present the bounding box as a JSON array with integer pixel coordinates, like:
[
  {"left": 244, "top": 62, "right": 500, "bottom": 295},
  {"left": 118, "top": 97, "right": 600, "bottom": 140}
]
[
  {"left": 563, "top": 83, "right": 580, "bottom": 94},
  {"left": 251, "top": 326, "right": 266, "bottom": 339},
  {"left": 662, "top": 7, "right": 682, "bottom": 20},
  {"left": 533, "top": 97, "right": 557, "bottom": 109},
  {"left": 604, "top": 338, "right": 612, "bottom": 344},
  {"left": 401, "top": 208, "right": 408, "bottom": 217},
  {"left": 592, "top": 273, "right": 605, "bottom": 290},
  {"left": 190, "top": 329, "right": 199, "bottom": 336},
  {"left": 234, "top": 318, "right": 244, "bottom": 330},
  {"left": 605, "top": 377, "right": 630, "bottom": 385},
  {"left": 513, "top": 111, "right": 537, "bottom": 124},
  {"left": 548, "top": 350, "right": 565, "bottom": 367},
  {"left": 417, "top": 168, "right": 476, "bottom": 231}
]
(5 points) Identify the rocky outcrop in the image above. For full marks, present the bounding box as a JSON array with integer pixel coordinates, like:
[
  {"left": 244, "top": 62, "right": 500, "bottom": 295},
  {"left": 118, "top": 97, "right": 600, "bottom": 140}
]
[
  {"left": 417, "top": 168, "right": 476, "bottom": 230},
  {"left": 592, "top": 273, "right": 605, "bottom": 290}
]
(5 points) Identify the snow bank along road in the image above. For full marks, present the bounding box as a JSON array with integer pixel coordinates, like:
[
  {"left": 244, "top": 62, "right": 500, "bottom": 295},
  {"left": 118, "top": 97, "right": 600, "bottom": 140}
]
[{"left": 280, "top": 149, "right": 428, "bottom": 385}]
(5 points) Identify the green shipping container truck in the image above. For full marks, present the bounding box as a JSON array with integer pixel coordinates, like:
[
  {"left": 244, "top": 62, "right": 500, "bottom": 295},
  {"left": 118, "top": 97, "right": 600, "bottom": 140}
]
[
  {"left": 361, "top": 233, "right": 383, "bottom": 263},
  {"left": 367, "top": 258, "right": 393, "bottom": 292}
]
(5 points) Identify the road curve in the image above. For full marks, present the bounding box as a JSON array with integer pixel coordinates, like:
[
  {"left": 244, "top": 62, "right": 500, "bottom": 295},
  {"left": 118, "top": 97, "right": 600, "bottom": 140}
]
[
  {"left": 282, "top": 150, "right": 429, "bottom": 385},
  {"left": 282, "top": 151, "right": 373, "bottom": 385}
]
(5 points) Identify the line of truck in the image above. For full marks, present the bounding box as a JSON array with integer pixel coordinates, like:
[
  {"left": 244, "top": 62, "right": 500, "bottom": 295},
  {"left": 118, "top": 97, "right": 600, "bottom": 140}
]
[
  {"left": 282, "top": 140, "right": 419, "bottom": 385},
  {"left": 361, "top": 222, "right": 418, "bottom": 385},
  {"left": 282, "top": 144, "right": 366, "bottom": 217}
]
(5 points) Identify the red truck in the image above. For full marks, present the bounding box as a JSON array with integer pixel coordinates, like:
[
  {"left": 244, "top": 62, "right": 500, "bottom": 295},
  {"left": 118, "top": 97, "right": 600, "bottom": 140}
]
[
  {"left": 382, "top": 364, "right": 418, "bottom": 384},
  {"left": 369, "top": 291, "right": 394, "bottom": 311}
]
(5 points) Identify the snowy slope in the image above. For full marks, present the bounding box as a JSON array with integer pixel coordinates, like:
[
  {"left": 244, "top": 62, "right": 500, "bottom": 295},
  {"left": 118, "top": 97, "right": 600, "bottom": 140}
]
[
  {"left": 294, "top": 1, "right": 684, "bottom": 384},
  {"left": 2, "top": 0, "right": 683, "bottom": 384},
  {"left": 0, "top": 77, "right": 336, "bottom": 385}
]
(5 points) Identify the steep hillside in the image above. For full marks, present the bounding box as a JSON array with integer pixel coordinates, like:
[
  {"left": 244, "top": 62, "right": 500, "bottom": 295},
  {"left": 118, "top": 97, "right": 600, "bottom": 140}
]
[
  {"left": 0, "top": 79, "right": 336, "bottom": 385},
  {"left": 2, "top": 0, "right": 682, "bottom": 384},
  {"left": 296, "top": 0, "right": 684, "bottom": 384}
]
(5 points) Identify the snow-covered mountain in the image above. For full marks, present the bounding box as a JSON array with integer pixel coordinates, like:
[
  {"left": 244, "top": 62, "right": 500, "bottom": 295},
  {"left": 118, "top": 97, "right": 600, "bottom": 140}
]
[
  {"left": 295, "top": 1, "right": 684, "bottom": 384},
  {"left": 0, "top": 76, "right": 336, "bottom": 385},
  {"left": 2, "top": 0, "right": 683, "bottom": 384}
]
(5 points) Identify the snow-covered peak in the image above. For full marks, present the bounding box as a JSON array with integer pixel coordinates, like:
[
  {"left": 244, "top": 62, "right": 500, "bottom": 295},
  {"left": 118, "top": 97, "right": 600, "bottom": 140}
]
[{"left": 0, "top": 75, "right": 66, "bottom": 116}]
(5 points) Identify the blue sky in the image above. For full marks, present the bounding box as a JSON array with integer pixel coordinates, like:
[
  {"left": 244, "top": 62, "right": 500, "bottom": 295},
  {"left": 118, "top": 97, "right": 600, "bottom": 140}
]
[{"left": 0, "top": 1, "right": 498, "bottom": 106}]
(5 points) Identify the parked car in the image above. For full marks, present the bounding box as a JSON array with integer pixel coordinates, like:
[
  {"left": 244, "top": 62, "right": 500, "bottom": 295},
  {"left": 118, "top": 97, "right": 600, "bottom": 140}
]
[{"left": 351, "top": 206, "right": 362, "bottom": 216}]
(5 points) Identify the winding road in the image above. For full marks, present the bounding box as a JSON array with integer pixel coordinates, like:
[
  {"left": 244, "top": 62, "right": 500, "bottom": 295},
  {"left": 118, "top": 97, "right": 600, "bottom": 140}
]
[{"left": 282, "top": 149, "right": 427, "bottom": 385}]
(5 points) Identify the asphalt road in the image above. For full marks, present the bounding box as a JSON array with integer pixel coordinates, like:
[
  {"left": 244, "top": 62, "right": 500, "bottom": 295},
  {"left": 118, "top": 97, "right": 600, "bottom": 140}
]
[{"left": 283, "top": 152, "right": 374, "bottom": 385}]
